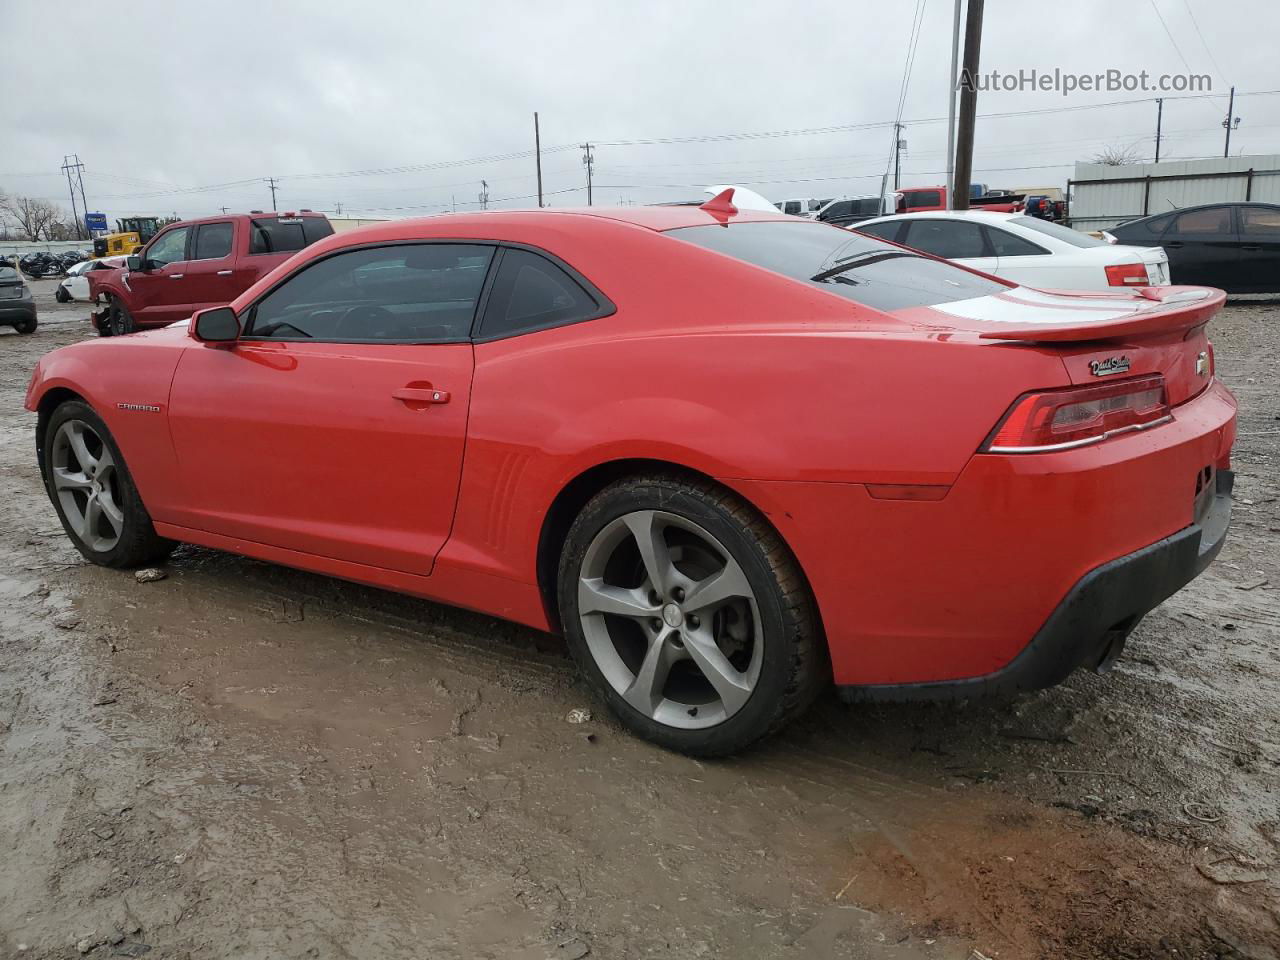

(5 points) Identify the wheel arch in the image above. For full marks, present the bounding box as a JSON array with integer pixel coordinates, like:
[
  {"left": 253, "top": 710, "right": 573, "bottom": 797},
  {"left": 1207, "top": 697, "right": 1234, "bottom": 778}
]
[
  {"left": 34, "top": 387, "right": 88, "bottom": 482},
  {"left": 534, "top": 457, "right": 821, "bottom": 637}
]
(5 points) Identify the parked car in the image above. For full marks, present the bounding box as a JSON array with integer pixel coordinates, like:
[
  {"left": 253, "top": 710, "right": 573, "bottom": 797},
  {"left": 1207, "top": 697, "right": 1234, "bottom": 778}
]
[
  {"left": 814, "top": 196, "right": 886, "bottom": 227},
  {"left": 89, "top": 211, "right": 334, "bottom": 335},
  {"left": 0, "top": 262, "right": 37, "bottom": 334},
  {"left": 27, "top": 200, "right": 1236, "bottom": 755},
  {"left": 856, "top": 210, "right": 1170, "bottom": 290},
  {"left": 773, "top": 197, "right": 829, "bottom": 218},
  {"left": 1107, "top": 202, "right": 1280, "bottom": 293},
  {"left": 56, "top": 256, "right": 126, "bottom": 303},
  {"left": 897, "top": 185, "right": 1024, "bottom": 214}
]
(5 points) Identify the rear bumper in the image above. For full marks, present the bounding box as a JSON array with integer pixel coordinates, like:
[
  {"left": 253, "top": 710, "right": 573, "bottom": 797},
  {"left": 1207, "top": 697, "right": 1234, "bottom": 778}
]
[
  {"left": 0, "top": 302, "right": 37, "bottom": 324},
  {"left": 838, "top": 468, "right": 1232, "bottom": 702},
  {"left": 725, "top": 378, "right": 1237, "bottom": 689}
]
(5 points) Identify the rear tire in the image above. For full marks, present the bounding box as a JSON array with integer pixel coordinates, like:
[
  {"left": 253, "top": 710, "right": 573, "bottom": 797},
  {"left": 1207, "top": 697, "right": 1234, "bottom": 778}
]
[
  {"left": 55, "top": 286, "right": 71, "bottom": 303},
  {"left": 42, "top": 400, "right": 175, "bottom": 568},
  {"left": 13, "top": 317, "right": 37, "bottom": 335},
  {"left": 558, "top": 475, "right": 827, "bottom": 756}
]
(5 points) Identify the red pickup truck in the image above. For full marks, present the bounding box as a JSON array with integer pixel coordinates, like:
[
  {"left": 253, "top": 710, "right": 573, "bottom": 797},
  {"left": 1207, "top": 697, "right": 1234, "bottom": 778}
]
[
  {"left": 897, "top": 186, "right": 1024, "bottom": 214},
  {"left": 90, "top": 211, "right": 334, "bottom": 336}
]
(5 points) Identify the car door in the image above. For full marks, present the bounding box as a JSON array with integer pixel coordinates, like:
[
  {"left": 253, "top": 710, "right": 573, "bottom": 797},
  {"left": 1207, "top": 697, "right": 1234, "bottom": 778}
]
[
  {"left": 182, "top": 221, "right": 242, "bottom": 312},
  {"left": 1161, "top": 205, "right": 1238, "bottom": 289},
  {"left": 166, "top": 242, "right": 496, "bottom": 575},
  {"left": 128, "top": 225, "right": 193, "bottom": 324},
  {"left": 899, "top": 219, "right": 998, "bottom": 273},
  {"left": 1234, "top": 204, "right": 1280, "bottom": 293}
]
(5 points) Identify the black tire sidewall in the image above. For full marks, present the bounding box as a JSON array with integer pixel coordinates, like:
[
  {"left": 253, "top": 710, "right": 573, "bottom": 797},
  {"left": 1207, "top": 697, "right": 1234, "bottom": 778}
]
[
  {"left": 43, "top": 401, "right": 151, "bottom": 567},
  {"left": 110, "top": 299, "right": 134, "bottom": 336},
  {"left": 559, "top": 479, "right": 799, "bottom": 755}
]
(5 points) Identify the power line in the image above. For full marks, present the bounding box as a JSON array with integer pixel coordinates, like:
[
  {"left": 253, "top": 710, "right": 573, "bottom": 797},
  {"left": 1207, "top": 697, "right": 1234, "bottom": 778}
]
[{"left": 1180, "top": 0, "right": 1228, "bottom": 88}]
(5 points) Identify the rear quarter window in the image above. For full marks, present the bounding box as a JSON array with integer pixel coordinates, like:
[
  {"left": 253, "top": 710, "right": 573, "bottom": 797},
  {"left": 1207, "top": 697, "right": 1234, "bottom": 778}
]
[{"left": 249, "top": 217, "right": 336, "bottom": 255}]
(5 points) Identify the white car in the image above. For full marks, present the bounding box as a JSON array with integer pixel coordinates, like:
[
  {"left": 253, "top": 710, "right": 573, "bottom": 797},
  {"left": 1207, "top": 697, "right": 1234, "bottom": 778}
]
[
  {"left": 55, "top": 257, "right": 125, "bottom": 303},
  {"left": 854, "top": 210, "right": 1170, "bottom": 291},
  {"left": 774, "top": 197, "right": 829, "bottom": 218}
]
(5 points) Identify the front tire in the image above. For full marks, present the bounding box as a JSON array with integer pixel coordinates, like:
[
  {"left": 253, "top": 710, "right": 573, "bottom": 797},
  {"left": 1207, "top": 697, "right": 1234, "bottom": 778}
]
[
  {"left": 42, "top": 401, "right": 174, "bottom": 568},
  {"left": 558, "top": 475, "right": 827, "bottom": 756},
  {"left": 55, "top": 285, "right": 71, "bottom": 303},
  {"left": 108, "top": 297, "right": 136, "bottom": 336},
  {"left": 13, "top": 317, "right": 37, "bottom": 335}
]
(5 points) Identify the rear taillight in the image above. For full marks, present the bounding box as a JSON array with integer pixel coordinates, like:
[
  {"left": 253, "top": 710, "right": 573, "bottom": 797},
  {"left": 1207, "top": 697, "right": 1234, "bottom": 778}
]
[
  {"left": 983, "top": 375, "right": 1171, "bottom": 453},
  {"left": 1105, "top": 262, "right": 1149, "bottom": 286}
]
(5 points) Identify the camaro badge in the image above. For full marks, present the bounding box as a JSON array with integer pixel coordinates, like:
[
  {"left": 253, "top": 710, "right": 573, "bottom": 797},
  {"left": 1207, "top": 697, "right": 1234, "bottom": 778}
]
[
  {"left": 1089, "top": 355, "right": 1131, "bottom": 377},
  {"left": 117, "top": 402, "right": 162, "bottom": 413}
]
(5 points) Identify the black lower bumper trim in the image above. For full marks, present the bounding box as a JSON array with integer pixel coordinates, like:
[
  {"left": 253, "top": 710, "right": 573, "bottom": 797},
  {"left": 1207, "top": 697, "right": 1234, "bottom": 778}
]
[{"left": 839, "top": 469, "right": 1233, "bottom": 703}]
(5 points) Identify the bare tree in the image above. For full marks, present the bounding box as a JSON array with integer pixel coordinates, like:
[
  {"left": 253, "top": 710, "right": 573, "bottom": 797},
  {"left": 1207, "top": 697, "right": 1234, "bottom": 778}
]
[
  {"left": 1091, "top": 144, "right": 1142, "bottom": 167},
  {"left": 0, "top": 195, "right": 66, "bottom": 240}
]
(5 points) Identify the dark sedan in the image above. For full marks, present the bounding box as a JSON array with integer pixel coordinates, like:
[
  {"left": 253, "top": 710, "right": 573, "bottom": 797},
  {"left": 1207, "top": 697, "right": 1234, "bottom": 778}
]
[
  {"left": 1108, "top": 202, "right": 1280, "bottom": 293},
  {"left": 0, "top": 263, "right": 38, "bottom": 334}
]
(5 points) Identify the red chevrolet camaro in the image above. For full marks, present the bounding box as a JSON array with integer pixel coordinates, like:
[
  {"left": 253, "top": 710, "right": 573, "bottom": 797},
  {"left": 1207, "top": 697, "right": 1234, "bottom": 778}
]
[{"left": 26, "top": 196, "right": 1236, "bottom": 755}]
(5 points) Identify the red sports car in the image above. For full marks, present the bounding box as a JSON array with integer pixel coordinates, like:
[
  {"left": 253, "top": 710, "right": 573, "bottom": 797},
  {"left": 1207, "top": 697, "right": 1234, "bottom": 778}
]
[{"left": 26, "top": 194, "right": 1236, "bottom": 755}]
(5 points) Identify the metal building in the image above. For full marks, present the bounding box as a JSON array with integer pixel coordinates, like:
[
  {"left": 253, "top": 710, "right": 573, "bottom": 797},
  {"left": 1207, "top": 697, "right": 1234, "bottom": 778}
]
[{"left": 1067, "top": 155, "right": 1280, "bottom": 231}]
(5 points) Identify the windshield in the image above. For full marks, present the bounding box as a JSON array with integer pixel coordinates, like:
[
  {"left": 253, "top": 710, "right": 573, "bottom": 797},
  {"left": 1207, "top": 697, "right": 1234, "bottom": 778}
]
[
  {"left": 0, "top": 266, "right": 18, "bottom": 282},
  {"left": 668, "top": 220, "right": 1006, "bottom": 312},
  {"left": 1010, "top": 216, "right": 1107, "bottom": 248}
]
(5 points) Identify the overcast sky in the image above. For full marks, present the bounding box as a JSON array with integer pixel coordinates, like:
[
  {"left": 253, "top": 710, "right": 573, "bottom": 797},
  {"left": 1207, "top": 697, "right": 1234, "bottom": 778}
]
[{"left": 2, "top": 0, "right": 1277, "bottom": 224}]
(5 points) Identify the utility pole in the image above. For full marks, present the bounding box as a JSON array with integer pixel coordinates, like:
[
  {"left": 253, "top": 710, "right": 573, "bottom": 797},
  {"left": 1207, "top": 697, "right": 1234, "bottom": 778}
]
[
  {"left": 581, "top": 143, "right": 595, "bottom": 206},
  {"left": 72, "top": 154, "right": 89, "bottom": 230},
  {"left": 266, "top": 177, "right": 279, "bottom": 211},
  {"left": 479, "top": 180, "right": 489, "bottom": 210},
  {"left": 1222, "top": 85, "right": 1240, "bottom": 157},
  {"left": 219, "top": 206, "right": 230, "bottom": 215},
  {"left": 61, "top": 155, "right": 87, "bottom": 240},
  {"left": 1154, "top": 98, "right": 1164, "bottom": 163},
  {"left": 893, "top": 123, "right": 907, "bottom": 190},
  {"left": 951, "top": 0, "right": 984, "bottom": 210},
  {"left": 534, "top": 112, "right": 544, "bottom": 208},
  {"left": 335, "top": 201, "right": 343, "bottom": 216},
  {"left": 944, "top": 0, "right": 962, "bottom": 210}
]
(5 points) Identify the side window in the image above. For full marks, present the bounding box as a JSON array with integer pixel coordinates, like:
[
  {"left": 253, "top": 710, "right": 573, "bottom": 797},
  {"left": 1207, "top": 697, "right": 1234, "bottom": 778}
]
[
  {"left": 823, "top": 201, "right": 852, "bottom": 219},
  {"left": 1169, "top": 207, "right": 1232, "bottom": 235},
  {"left": 856, "top": 221, "right": 903, "bottom": 243},
  {"left": 146, "top": 227, "right": 189, "bottom": 267},
  {"left": 193, "top": 222, "right": 234, "bottom": 260},
  {"left": 477, "top": 248, "right": 603, "bottom": 340},
  {"left": 1130, "top": 213, "right": 1174, "bottom": 236},
  {"left": 985, "top": 227, "right": 1049, "bottom": 257},
  {"left": 783, "top": 201, "right": 802, "bottom": 215},
  {"left": 249, "top": 217, "right": 333, "bottom": 254},
  {"left": 247, "top": 243, "right": 494, "bottom": 342},
  {"left": 1240, "top": 206, "right": 1280, "bottom": 235},
  {"left": 902, "top": 220, "right": 990, "bottom": 259}
]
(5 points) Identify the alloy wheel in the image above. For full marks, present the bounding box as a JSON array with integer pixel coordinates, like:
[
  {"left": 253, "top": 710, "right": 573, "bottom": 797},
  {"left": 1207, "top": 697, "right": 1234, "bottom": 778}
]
[
  {"left": 51, "top": 419, "right": 124, "bottom": 552},
  {"left": 577, "top": 510, "right": 763, "bottom": 730}
]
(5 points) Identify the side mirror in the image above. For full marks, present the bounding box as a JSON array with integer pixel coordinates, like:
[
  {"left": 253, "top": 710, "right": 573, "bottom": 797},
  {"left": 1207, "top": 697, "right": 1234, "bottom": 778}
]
[
  {"left": 126, "top": 255, "right": 143, "bottom": 271},
  {"left": 191, "top": 306, "right": 240, "bottom": 344}
]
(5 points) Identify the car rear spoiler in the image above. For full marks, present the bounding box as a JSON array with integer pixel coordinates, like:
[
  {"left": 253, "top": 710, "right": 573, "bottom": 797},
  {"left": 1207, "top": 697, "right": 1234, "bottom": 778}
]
[{"left": 977, "top": 287, "right": 1225, "bottom": 343}]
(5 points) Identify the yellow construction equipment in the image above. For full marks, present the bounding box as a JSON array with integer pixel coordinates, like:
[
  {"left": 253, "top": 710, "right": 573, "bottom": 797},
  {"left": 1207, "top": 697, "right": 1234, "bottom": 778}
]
[{"left": 92, "top": 217, "right": 161, "bottom": 259}]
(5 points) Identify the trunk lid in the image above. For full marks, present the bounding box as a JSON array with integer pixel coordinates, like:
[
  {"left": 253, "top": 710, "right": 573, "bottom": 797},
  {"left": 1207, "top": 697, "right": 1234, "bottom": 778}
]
[{"left": 907, "top": 284, "right": 1223, "bottom": 407}]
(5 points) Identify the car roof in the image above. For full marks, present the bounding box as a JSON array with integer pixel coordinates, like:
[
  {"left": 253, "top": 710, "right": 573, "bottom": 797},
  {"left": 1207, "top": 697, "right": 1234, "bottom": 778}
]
[{"left": 327, "top": 206, "right": 798, "bottom": 239}]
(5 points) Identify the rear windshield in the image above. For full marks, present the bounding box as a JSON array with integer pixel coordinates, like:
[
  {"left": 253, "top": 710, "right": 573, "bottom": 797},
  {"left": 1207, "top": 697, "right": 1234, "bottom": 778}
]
[
  {"left": 668, "top": 220, "right": 1006, "bottom": 312},
  {"left": 1010, "top": 216, "right": 1107, "bottom": 248},
  {"left": 0, "top": 266, "right": 19, "bottom": 282},
  {"left": 249, "top": 216, "right": 335, "bottom": 255}
]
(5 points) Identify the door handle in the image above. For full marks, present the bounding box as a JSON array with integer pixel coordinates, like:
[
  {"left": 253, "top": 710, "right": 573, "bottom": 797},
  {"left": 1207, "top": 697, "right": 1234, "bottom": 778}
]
[
  {"left": 216, "top": 269, "right": 233, "bottom": 276},
  {"left": 1241, "top": 244, "right": 1261, "bottom": 252},
  {"left": 1165, "top": 241, "right": 1184, "bottom": 248},
  {"left": 392, "top": 385, "right": 450, "bottom": 405},
  {"left": 169, "top": 273, "right": 185, "bottom": 279}
]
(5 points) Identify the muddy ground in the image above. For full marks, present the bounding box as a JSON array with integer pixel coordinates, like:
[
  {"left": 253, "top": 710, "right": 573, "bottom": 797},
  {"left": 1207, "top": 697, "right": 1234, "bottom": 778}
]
[{"left": 1, "top": 279, "right": 1278, "bottom": 960}]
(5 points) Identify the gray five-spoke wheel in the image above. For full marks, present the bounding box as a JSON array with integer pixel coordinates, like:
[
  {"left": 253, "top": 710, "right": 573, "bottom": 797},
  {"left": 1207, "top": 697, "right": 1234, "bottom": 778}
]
[
  {"left": 51, "top": 419, "right": 124, "bottom": 552},
  {"left": 577, "top": 510, "right": 763, "bottom": 730}
]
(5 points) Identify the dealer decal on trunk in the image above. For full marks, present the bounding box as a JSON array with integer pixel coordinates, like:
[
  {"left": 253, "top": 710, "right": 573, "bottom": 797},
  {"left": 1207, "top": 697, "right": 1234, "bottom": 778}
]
[{"left": 1089, "top": 356, "right": 1132, "bottom": 377}]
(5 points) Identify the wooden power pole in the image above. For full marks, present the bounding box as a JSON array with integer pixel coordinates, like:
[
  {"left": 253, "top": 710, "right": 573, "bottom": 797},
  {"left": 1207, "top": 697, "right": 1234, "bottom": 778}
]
[{"left": 951, "top": 0, "right": 984, "bottom": 211}]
